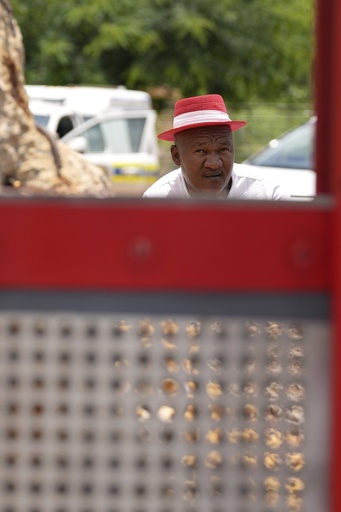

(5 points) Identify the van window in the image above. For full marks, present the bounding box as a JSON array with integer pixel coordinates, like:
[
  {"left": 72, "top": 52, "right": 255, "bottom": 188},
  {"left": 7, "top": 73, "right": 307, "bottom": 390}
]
[
  {"left": 82, "top": 117, "right": 146, "bottom": 153},
  {"left": 84, "top": 125, "right": 104, "bottom": 152},
  {"left": 56, "top": 116, "right": 76, "bottom": 138},
  {"left": 33, "top": 114, "right": 49, "bottom": 128}
]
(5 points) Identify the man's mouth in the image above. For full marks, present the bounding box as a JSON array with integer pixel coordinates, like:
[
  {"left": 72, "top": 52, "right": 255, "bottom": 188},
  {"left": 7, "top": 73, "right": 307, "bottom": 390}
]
[{"left": 203, "top": 171, "right": 222, "bottom": 179}]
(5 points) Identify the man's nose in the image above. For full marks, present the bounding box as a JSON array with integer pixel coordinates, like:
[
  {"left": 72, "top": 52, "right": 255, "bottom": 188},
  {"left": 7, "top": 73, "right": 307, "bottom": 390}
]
[{"left": 204, "top": 153, "right": 222, "bottom": 168}]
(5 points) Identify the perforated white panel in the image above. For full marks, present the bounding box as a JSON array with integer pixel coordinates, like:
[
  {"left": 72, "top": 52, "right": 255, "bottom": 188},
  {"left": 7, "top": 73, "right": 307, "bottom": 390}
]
[{"left": 0, "top": 313, "right": 330, "bottom": 512}]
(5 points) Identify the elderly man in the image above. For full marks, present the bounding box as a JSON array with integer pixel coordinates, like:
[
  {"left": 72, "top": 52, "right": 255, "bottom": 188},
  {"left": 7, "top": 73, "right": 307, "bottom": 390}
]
[{"left": 143, "top": 94, "right": 289, "bottom": 200}]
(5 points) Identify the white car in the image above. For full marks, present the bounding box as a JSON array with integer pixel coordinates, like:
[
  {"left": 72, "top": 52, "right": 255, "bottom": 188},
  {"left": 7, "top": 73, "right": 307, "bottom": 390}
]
[{"left": 238, "top": 117, "right": 316, "bottom": 200}]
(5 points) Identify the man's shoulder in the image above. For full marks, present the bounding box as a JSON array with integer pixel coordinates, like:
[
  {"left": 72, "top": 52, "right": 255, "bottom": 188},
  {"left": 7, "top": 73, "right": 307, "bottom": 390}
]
[{"left": 143, "top": 168, "right": 185, "bottom": 197}]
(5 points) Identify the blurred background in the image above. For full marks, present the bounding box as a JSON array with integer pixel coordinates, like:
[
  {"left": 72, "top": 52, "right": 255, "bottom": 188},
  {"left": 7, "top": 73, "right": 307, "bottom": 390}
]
[{"left": 10, "top": 0, "right": 314, "bottom": 191}]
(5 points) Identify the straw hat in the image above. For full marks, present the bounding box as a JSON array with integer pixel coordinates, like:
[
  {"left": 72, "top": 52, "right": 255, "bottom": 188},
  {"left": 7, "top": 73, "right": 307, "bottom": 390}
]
[{"left": 158, "top": 94, "right": 246, "bottom": 141}]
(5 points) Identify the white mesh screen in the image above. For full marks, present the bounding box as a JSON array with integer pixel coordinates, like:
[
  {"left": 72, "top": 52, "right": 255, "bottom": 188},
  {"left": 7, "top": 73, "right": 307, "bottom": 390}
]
[{"left": 0, "top": 312, "right": 330, "bottom": 512}]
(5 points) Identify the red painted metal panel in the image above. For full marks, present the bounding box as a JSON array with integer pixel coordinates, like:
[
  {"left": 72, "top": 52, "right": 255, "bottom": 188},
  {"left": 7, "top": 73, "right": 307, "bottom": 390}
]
[{"left": 0, "top": 198, "right": 330, "bottom": 291}]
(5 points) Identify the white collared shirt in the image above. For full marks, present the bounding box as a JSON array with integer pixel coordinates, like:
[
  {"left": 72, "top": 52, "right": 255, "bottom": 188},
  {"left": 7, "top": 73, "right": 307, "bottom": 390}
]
[{"left": 143, "top": 164, "right": 291, "bottom": 200}]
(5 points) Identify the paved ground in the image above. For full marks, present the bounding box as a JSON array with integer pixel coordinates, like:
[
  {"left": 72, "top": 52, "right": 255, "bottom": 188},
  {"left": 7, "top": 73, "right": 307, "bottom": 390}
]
[{"left": 110, "top": 182, "right": 150, "bottom": 197}]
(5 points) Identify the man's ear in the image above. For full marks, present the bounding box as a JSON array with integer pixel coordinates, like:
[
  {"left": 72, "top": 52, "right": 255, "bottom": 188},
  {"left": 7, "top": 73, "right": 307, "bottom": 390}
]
[{"left": 170, "top": 145, "right": 181, "bottom": 166}]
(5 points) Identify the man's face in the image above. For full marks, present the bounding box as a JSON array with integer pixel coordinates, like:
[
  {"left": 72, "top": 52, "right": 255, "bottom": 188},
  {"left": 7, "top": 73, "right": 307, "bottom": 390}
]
[{"left": 171, "top": 125, "right": 234, "bottom": 198}]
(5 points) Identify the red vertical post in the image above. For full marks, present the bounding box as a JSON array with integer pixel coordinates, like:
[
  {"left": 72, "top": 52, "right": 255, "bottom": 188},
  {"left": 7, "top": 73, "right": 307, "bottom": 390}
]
[
  {"left": 331, "top": 0, "right": 341, "bottom": 509},
  {"left": 315, "top": 0, "right": 341, "bottom": 509},
  {"left": 314, "top": 0, "right": 332, "bottom": 195},
  {"left": 330, "top": 0, "right": 341, "bottom": 507}
]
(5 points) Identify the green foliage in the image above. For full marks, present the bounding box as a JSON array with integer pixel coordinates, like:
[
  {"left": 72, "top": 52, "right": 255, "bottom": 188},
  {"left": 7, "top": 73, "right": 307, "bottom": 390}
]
[{"left": 10, "top": 0, "right": 314, "bottom": 104}]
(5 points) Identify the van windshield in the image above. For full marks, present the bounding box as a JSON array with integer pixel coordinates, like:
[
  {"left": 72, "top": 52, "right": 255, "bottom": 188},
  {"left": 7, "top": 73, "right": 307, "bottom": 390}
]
[
  {"left": 82, "top": 117, "right": 146, "bottom": 153},
  {"left": 33, "top": 114, "right": 49, "bottom": 128}
]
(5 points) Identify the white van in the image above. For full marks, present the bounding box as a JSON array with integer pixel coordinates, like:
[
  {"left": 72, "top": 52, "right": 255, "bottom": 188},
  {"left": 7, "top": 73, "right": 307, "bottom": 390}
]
[
  {"left": 25, "top": 85, "right": 160, "bottom": 188},
  {"left": 61, "top": 108, "right": 159, "bottom": 188},
  {"left": 28, "top": 98, "right": 84, "bottom": 138}
]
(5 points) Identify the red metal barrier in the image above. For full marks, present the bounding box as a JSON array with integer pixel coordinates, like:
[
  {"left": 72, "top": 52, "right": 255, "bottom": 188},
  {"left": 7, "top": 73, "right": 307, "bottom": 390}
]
[
  {"left": 0, "top": 195, "right": 333, "bottom": 512},
  {"left": 0, "top": 0, "right": 338, "bottom": 509},
  {"left": 0, "top": 198, "right": 330, "bottom": 292}
]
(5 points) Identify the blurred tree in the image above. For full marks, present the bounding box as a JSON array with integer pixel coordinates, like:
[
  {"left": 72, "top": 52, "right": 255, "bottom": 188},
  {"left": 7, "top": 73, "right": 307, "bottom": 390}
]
[{"left": 10, "top": 0, "right": 313, "bottom": 104}]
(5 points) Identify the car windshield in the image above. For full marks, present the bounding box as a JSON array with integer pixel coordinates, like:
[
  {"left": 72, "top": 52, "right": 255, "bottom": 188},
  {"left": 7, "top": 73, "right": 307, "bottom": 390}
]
[
  {"left": 81, "top": 117, "right": 146, "bottom": 153},
  {"left": 246, "top": 120, "right": 315, "bottom": 169}
]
